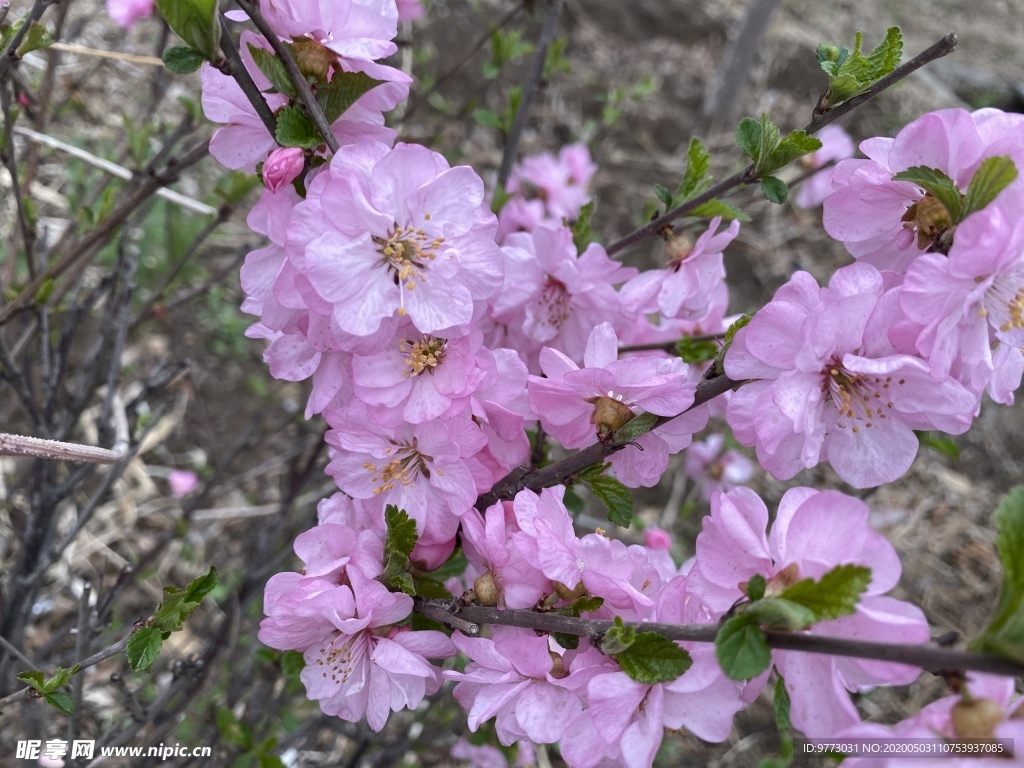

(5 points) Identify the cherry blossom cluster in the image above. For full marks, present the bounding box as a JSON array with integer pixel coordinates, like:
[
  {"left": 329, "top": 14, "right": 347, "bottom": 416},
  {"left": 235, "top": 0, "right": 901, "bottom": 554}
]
[
  {"left": 181, "top": 2, "right": 1024, "bottom": 765},
  {"left": 727, "top": 108, "right": 1024, "bottom": 487}
]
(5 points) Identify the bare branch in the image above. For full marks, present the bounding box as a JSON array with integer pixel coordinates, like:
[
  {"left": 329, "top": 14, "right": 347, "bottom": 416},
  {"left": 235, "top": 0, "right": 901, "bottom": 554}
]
[{"left": 0, "top": 432, "right": 127, "bottom": 464}]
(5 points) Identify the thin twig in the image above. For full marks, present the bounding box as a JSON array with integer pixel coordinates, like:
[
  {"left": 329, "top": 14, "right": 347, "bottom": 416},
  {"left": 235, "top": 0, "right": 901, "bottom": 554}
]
[
  {"left": 235, "top": 0, "right": 339, "bottom": 152},
  {"left": 0, "top": 635, "right": 130, "bottom": 711},
  {"left": 475, "top": 372, "right": 739, "bottom": 509},
  {"left": 47, "top": 41, "right": 164, "bottom": 67},
  {"left": 0, "top": 432, "right": 127, "bottom": 464},
  {"left": 0, "top": 0, "right": 55, "bottom": 81},
  {"left": 496, "top": 0, "right": 565, "bottom": 188},
  {"left": 605, "top": 32, "right": 959, "bottom": 258},
  {"left": 618, "top": 332, "right": 724, "bottom": 354},
  {"left": 418, "top": 600, "right": 1024, "bottom": 678},
  {"left": 216, "top": 19, "right": 278, "bottom": 138}
]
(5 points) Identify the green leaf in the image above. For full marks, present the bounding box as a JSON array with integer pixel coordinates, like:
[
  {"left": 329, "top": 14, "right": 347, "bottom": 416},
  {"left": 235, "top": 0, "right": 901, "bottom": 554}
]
[
  {"left": 472, "top": 108, "right": 502, "bottom": 129},
  {"left": 779, "top": 563, "right": 872, "bottom": 622},
  {"left": 675, "top": 137, "right": 713, "bottom": 203},
  {"left": 542, "top": 37, "right": 571, "bottom": 79},
  {"left": 247, "top": 45, "right": 297, "bottom": 97},
  {"left": 154, "top": 0, "right": 220, "bottom": 61},
  {"left": 773, "top": 674, "right": 793, "bottom": 731},
  {"left": 317, "top": 72, "right": 382, "bottom": 124},
  {"left": 43, "top": 691, "right": 74, "bottom": 716},
  {"left": 15, "top": 670, "right": 45, "bottom": 690},
  {"left": 275, "top": 106, "right": 322, "bottom": 150},
  {"left": 817, "top": 27, "right": 903, "bottom": 109},
  {"left": 613, "top": 411, "right": 660, "bottom": 444},
  {"left": 552, "top": 632, "right": 580, "bottom": 650},
  {"left": 379, "top": 506, "right": 419, "bottom": 595},
  {"left": 601, "top": 616, "right": 637, "bottom": 655},
  {"left": 16, "top": 21, "right": 52, "bottom": 56},
  {"left": 972, "top": 487, "right": 1024, "bottom": 662},
  {"left": 563, "top": 486, "right": 585, "bottom": 514},
  {"left": 675, "top": 336, "right": 719, "bottom": 365},
  {"left": 162, "top": 46, "right": 205, "bottom": 74},
  {"left": 715, "top": 615, "right": 772, "bottom": 680},
  {"left": 747, "top": 574, "right": 766, "bottom": 602},
  {"left": 654, "top": 184, "right": 674, "bottom": 208},
  {"left": 746, "top": 598, "right": 819, "bottom": 631},
  {"left": 712, "top": 311, "right": 756, "bottom": 377},
  {"left": 765, "top": 130, "right": 822, "bottom": 173},
  {"left": 615, "top": 632, "right": 692, "bottom": 684},
  {"left": 760, "top": 176, "right": 789, "bottom": 204},
  {"left": 892, "top": 165, "right": 962, "bottom": 222},
  {"left": 735, "top": 117, "right": 763, "bottom": 164},
  {"left": 756, "top": 115, "right": 782, "bottom": 174},
  {"left": 571, "top": 200, "right": 596, "bottom": 252},
  {"left": 962, "top": 156, "right": 1018, "bottom": 220},
  {"left": 689, "top": 198, "right": 751, "bottom": 222},
  {"left": 126, "top": 627, "right": 164, "bottom": 672},
  {"left": 184, "top": 566, "right": 218, "bottom": 604},
  {"left": 588, "top": 474, "right": 634, "bottom": 528},
  {"left": 915, "top": 431, "right": 960, "bottom": 460}
]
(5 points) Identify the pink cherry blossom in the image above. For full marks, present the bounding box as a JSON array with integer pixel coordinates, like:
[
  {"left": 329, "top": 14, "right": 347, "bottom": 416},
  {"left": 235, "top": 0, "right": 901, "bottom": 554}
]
[
  {"left": 793, "top": 125, "right": 855, "bottom": 209},
  {"left": 724, "top": 263, "right": 976, "bottom": 487},
  {"left": 642, "top": 528, "right": 672, "bottom": 550},
  {"left": 683, "top": 433, "right": 755, "bottom": 500},
  {"left": 688, "top": 487, "right": 929, "bottom": 736},
  {"left": 898, "top": 187, "right": 1024, "bottom": 403},
  {"left": 397, "top": 0, "right": 425, "bottom": 22},
  {"left": 288, "top": 141, "right": 504, "bottom": 337},
  {"left": 527, "top": 322, "right": 706, "bottom": 487},
  {"left": 823, "top": 108, "right": 1020, "bottom": 272},
  {"left": 836, "top": 673, "right": 1024, "bottom": 768},
  {"left": 263, "top": 147, "right": 306, "bottom": 193},
  {"left": 620, "top": 217, "right": 739, "bottom": 321},
  {"left": 106, "top": 0, "right": 153, "bottom": 28},
  {"left": 506, "top": 144, "right": 596, "bottom": 221},
  {"left": 490, "top": 226, "right": 636, "bottom": 367},
  {"left": 167, "top": 469, "right": 199, "bottom": 498},
  {"left": 201, "top": 63, "right": 289, "bottom": 172},
  {"left": 446, "top": 626, "right": 615, "bottom": 745},
  {"left": 450, "top": 739, "right": 506, "bottom": 768},
  {"left": 496, "top": 196, "right": 551, "bottom": 243}
]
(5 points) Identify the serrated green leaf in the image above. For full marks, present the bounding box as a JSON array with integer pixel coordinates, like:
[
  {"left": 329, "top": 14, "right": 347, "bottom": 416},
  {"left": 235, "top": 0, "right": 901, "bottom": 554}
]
[
  {"left": 247, "top": 45, "right": 297, "bottom": 97},
  {"left": 654, "top": 183, "right": 674, "bottom": 208},
  {"left": 892, "top": 165, "right": 963, "bottom": 221},
  {"left": 275, "top": 106, "right": 321, "bottom": 149},
  {"left": 676, "top": 137, "right": 713, "bottom": 202},
  {"left": 915, "top": 431, "right": 960, "bottom": 460},
  {"left": 757, "top": 115, "right": 782, "bottom": 175},
  {"left": 735, "top": 117, "right": 762, "bottom": 163},
  {"left": 572, "top": 595, "right": 604, "bottom": 614},
  {"left": 588, "top": 474, "right": 634, "bottom": 528},
  {"left": 747, "top": 574, "right": 766, "bottom": 602},
  {"left": 317, "top": 72, "right": 381, "bottom": 123},
  {"left": 15, "top": 670, "right": 45, "bottom": 690},
  {"left": 613, "top": 411, "right": 660, "bottom": 444},
  {"left": 162, "top": 46, "right": 205, "bottom": 74},
  {"left": 126, "top": 627, "right": 164, "bottom": 672},
  {"left": 16, "top": 21, "right": 52, "bottom": 56},
  {"left": 818, "top": 27, "right": 902, "bottom": 109},
  {"left": 675, "top": 336, "right": 719, "bottom": 364},
  {"left": 765, "top": 130, "right": 822, "bottom": 174},
  {"left": 972, "top": 487, "right": 1024, "bottom": 662},
  {"left": 689, "top": 198, "right": 751, "bottom": 222},
  {"left": 713, "top": 311, "right": 756, "bottom": 377},
  {"left": 43, "top": 691, "right": 74, "bottom": 715},
  {"left": 760, "top": 176, "right": 789, "bottom": 204},
  {"left": 773, "top": 674, "right": 793, "bottom": 731},
  {"left": 615, "top": 632, "right": 692, "bottom": 684},
  {"left": 379, "top": 506, "right": 419, "bottom": 595},
  {"left": 779, "top": 563, "right": 871, "bottom": 622},
  {"left": 154, "top": 0, "right": 220, "bottom": 61},
  {"left": 715, "top": 615, "right": 772, "bottom": 680},
  {"left": 962, "top": 156, "right": 1018, "bottom": 220},
  {"left": 746, "top": 597, "right": 819, "bottom": 631},
  {"left": 571, "top": 200, "right": 596, "bottom": 252},
  {"left": 602, "top": 616, "right": 637, "bottom": 655},
  {"left": 184, "top": 566, "right": 218, "bottom": 604}
]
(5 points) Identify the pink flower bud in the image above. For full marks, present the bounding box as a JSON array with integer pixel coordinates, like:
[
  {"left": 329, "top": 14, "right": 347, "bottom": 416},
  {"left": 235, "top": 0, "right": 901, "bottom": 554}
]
[
  {"left": 262, "top": 147, "right": 305, "bottom": 193},
  {"left": 168, "top": 469, "right": 199, "bottom": 498},
  {"left": 643, "top": 527, "right": 672, "bottom": 550}
]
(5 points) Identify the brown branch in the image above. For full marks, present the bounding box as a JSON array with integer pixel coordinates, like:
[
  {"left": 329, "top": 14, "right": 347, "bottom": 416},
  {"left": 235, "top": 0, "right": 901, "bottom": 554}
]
[
  {"left": 618, "top": 332, "right": 725, "bottom": 354},
  {"left": 475, "top": 372, "right": 740, "bottom": 510},
  {"left": 216, "top": 18, "right": 278, "bottom": 137},
  {"left": 0, "top": 432, "right": 127, "bottom": 464},
  {"left": 0, "top": 0, "right": 56, "bottom": 82},
  {"left": 416, "top": 600, "right": 1024, "bottom": 678},
  {"left": 496, "top": 0, "right": 566, "bottom": 189},
  {"left": 235, "top": 0, "right": 339, "bottom": 153},
  {"left": 605, "top": 32, "right": 959, "bottom": 258}
]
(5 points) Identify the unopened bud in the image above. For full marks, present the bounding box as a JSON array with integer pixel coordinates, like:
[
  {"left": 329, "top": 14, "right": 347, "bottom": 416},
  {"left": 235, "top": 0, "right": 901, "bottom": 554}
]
[
  {"left": 549, "top": 650, "right": 568, "bottom": 679},
  {"left": 263, "top": 147, "right": 305, "bottom": 193},
  {"left": 473, "top": 571, "right": 499, "bottom": 606},
  {"left": 290, "top": 38, "right": 338, "bottom": 83},
  {"left": 951, "top": 696, "right": 1005, "bottom": 740},
  {"left": 585, "top": 395, "right": 634, "bottom": 442}
]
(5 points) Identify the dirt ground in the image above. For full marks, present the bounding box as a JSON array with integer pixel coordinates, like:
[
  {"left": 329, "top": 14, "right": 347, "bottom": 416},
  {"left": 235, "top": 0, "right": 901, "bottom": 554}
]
[{"left": 3, "top": 0, "right": 1023, "bottom": 766}]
